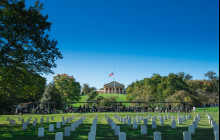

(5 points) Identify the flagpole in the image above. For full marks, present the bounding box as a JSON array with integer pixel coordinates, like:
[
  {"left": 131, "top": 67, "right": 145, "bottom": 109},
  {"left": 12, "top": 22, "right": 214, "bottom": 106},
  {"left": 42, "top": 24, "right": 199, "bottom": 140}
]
[{"left": 114, "top": 57, "right": 115, "bottom": 94}]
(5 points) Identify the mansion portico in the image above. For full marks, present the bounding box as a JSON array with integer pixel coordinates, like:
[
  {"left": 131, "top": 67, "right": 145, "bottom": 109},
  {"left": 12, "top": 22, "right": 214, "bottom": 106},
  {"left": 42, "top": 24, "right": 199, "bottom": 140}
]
[{"left": 100, "top": 81, "right": 125, "bottom": 94}]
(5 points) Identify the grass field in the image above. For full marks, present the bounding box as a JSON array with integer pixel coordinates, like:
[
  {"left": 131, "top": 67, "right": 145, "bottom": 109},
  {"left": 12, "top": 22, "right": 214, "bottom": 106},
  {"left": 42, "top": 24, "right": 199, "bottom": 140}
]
[
  {"left": 71, "top": 94, "right": 128, "bottom": 107},
  {"left": 0, "top": 107, "right": 219, "bottom": 140}
]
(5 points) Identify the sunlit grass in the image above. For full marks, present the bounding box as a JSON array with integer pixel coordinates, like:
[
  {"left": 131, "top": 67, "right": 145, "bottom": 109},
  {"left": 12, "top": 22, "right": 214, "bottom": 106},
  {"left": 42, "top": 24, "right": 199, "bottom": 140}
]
[{"left": 0, "top": 109, "right": 219, "bottom": 140}]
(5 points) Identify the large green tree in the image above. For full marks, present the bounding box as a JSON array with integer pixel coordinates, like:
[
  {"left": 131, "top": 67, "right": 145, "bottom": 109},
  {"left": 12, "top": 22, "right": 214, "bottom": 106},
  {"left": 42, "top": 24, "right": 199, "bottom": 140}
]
[
  {"left": 0, "top": 0, "right": 62, "bottom": 114},
  {"left": 0, "top": 0, "right": 63, "bottom": 73},
  {"left": 40, "top": 82, "right": 63, "bottom": 109},
  {"left": 53, "top": 74, "right": 81, "bottom": 102}
]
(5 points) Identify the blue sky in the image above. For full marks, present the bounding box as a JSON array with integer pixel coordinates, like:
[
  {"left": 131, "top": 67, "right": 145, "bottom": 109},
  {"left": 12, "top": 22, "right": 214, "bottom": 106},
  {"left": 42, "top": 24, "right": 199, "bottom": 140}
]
[{"left": 26, "top": 0, "right": 219, "bottom": 89}]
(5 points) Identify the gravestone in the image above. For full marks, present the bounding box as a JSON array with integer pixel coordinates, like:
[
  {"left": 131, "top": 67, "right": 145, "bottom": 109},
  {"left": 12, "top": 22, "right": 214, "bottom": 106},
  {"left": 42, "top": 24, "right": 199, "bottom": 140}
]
[
  {"left": 56, "top": 121, "right": 61, "bottom": 129},
  {"left": 168, "top": 114, "right": 171, "bottom": 119},
  {"left": 49, "top": 124, "right": 54, "bottom": 132},
  {"left": 119, "top": 132, "right": 126, "bottom": 140},
  {"left": 88, "top": 132, "right": 96, "bottom": 140},
  {"left": 71, "top": 124, "right": 76, "bottom": 131},
  {"left": 133, "top": 121, "right": 138, "bottom": 129},
  {"left": 154, "top": 131, "right": 161, "bottom": 140},
  {"left": 128, "top": 119, "right": 131, "bottom": 126},
  {"left": 143, "top": 119, "right": 148, "bottom": 126},
  {"left": 62, "top": 119, "right": 65, "bottom": 126},
  {"left": 51, "top": 116, "right": 54, "bottom": 120},
  {"left": 123, "top": 118, "right": 127, "bottom": 124},
  {"left": 66, "top": 118, "right": 69, "bottom": 123},
  {"left": 183, "top": 131, "right": 191, "bottom": 140},
  {"left": 152, "top": 121, "right": 157, "bottom": 129},
  {"left": 209, "top": 117, "right": 213, "bottom": 125},
  {"left": 22, "top": 122, "right": 27, "bottom": 130},
  {"left": 46, "top": 117, "right": 49, "bottom": 122},
  {"left": 214, "top": 131, "right": 219, "bottom": 140},
  {"left": 32, "top": 121, "right": 36, "bottom": 127},
  {"left": 213, "top": 125, "right": 219, "bottom": 132},
  {"left": 40, "top": 118, "right": 44, "bottom": 124},
  {"left": 172, "top": 115, "right": 175, "bottom": 120},
  {"left": 141, "top": 125, "right": 147, "bottom": 134},
  {"left": 137, "top": 117, "right": 141, "bottom": 123},
  {"left": 171, "top": 120, "right": 177, "bottom": 129},
  {"left": 160, "top": 118, "right": 164, "bottom": 125},
  {"left": 212, "top": 121, "right": 217, "bottom": 128},
  {"left": 55, "top": 132, "right": 63, "bottom": 140},
  {"left": 188, "top": 125, "right": 195, "bottom": 134},
  {"left": 18, "top": 117, "right": 21, "bottom": 121},
  {"left": 178, "top": 118, "right": 182, "bottom": 125},
  {"left": 64, "top": 126, "right": 71, "bottom": 136},
  {"left": 114, "top": 126, "right": 120, "bottom": 136},
  {"left": 192, "top": 121, "right": 197, "bottom": 128},
  {"left": 111, "top": 122, "right": 116, "bottom": 130},
  {"left": 35, "top": 118, "right": 38, "bottom": 123},
  {"left": 38, "top": 127, "right": 44, "bottom": 137},
  {"left": 164, "top": 116, "right": 167, "bottom": 120},
  {"left": 27, "top": 119, "right": 30, "bottom": 124}
]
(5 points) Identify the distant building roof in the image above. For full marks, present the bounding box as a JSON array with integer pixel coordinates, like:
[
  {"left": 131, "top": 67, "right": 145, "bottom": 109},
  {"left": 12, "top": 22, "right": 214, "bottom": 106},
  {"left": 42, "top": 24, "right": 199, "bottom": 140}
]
[{"left": 104, "top": 81, "right": 124, "bottom": 87}]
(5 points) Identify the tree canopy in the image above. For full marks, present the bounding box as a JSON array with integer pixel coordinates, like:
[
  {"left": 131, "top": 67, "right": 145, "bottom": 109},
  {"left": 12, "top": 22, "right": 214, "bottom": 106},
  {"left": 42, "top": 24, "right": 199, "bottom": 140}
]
[
  {"left": 0, "top": 0, "right": 63, "bottom": 74},
  {"left": 53, "top": 74, "right": 81, "bottom": 102}
]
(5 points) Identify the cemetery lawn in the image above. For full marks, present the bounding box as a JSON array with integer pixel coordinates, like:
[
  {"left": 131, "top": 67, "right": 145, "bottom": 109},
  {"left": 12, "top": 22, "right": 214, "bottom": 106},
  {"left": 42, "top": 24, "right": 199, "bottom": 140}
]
[{"left": 0, "top": 109, "right": 219, "bottom": 140}]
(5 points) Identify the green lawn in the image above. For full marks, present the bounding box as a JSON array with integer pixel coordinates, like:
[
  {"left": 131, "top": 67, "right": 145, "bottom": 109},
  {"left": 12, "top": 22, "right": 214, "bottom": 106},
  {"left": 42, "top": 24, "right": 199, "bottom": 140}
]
[{"left": 0, "top": 109, "right": 219, "bottom": 140}]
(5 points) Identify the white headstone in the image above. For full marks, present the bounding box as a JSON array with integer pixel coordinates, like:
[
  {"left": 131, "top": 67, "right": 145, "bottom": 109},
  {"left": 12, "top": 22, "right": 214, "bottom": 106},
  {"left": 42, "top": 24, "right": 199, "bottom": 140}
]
[
  {"left": 111, "top": 122, "right": 116, "bottom": 130},
  {"left": 114, "top": 126, "right": 120, "bottom": 136},
  {"left": 46, "top": 117, "right": 49, "bottom": 122},
  {"left": 171, "top": 120, "right": 177, "bottom": 129},
  {"left": 143, "top": 119, "right": 148, "bottom": 126},
  {"left": 56, "top": 121, "right": 61, "bottom": 129},
  {"left": 18, "top": 117, "right": 21, "bottom": 121},
  {"left": 27, "top": 119, "right": 30, "bottom": 124},
  {"left": 38, "top": 127, "right": 44, "bottom": 137},
  {"left": 64, "top": 126, "right": 71, "bottom": 136},
  {"left": 192, "top": 121, "right": 197, "bottom": 128},
  {"left": 178, "top": 118, "right": 182, "bottom": 125},
  {"left": 22, "top": 122, "right": 27, "bottom": 130},
  {"left": 119, "top": 132, "right": 126, "bottom": 140},
  {"left": 183, "top": 131, "right": 191, "bottom": 140},
  {"left": 215, "top": 131, "right": 219, "bottom": 140},
  {"left": 188, "top": 125, "right": 195, "bottom": 134},
  {"left": 62, "top": 119, "right": 65, "bottom": 125},
  {"left": 66, "top": 118, "right": 69, "bottom": 123},
  {"left": 55, "top": 132, "right": 63, "bottom": 140},
  {"left": 137, "top": 117, "right": 141, "bottom": 123},
  {"left": 152, "top": 121, "right": 157, "bottom": 129},
  {"left": 71, "top": 124, "right": 76, "bottom": 131},
  {"left": 32, "top": 121, "right": 36, "bottom": 127},
  {"left": 212, "top": 121, "right": 217, "bottom": 128},
  {"left": 128, "top": 119, "right": 131, "bottom": 125},
  {"left": 213, "top": 125, "right": 219, "bottom": 132},
  {"left": 88, "top": 132, "right": 96, "bottom": 140},
  {"left": 133, "top": 121, "right": 138, "bottom": 129},
  {"left": 160, "top": 118, "right": 164, "bottom": 125},
  {"left": 154, "top": 131, "right": 161, "bottom": 140},
  {"left": 123, "top": 118, "right": 127, "bottom": 124},
  {"left": 49, "top": 124, "right": 54, "bottom": 132},
  {"left": 141, "top": 125, "right": 147, "bottom": 134}
]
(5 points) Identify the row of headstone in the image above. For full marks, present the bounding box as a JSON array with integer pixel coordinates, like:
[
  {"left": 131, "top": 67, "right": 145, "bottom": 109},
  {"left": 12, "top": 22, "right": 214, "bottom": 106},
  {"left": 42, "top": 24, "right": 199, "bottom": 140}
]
[
  {"left": 106, "top": 115, "right": 127, "bottom": 140},
  {"left": 206, "top": 113, "right": 219, "bottom": 140},
  {"left": 88, "top": 115, "right": 98, "bottom": 140}
]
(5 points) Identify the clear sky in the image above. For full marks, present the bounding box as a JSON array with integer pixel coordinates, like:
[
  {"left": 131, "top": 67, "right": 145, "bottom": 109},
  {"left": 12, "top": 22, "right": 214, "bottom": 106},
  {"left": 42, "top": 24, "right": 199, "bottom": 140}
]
[{"left": 26, "top": 0, "right": 219, "bottom": 89}]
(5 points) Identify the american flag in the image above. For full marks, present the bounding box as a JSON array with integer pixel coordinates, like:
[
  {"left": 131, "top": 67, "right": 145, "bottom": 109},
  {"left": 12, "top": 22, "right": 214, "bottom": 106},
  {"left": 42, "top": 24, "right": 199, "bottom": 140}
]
[{"left": 109, "top": 72, "right": 114, "bottom": 77}]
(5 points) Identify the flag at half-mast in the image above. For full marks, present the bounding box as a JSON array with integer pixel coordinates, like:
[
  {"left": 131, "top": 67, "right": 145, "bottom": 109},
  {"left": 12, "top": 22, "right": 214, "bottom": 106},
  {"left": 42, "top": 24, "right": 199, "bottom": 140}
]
[{"left": 109, "top": 72, "right": 114, "bottom": 77}]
